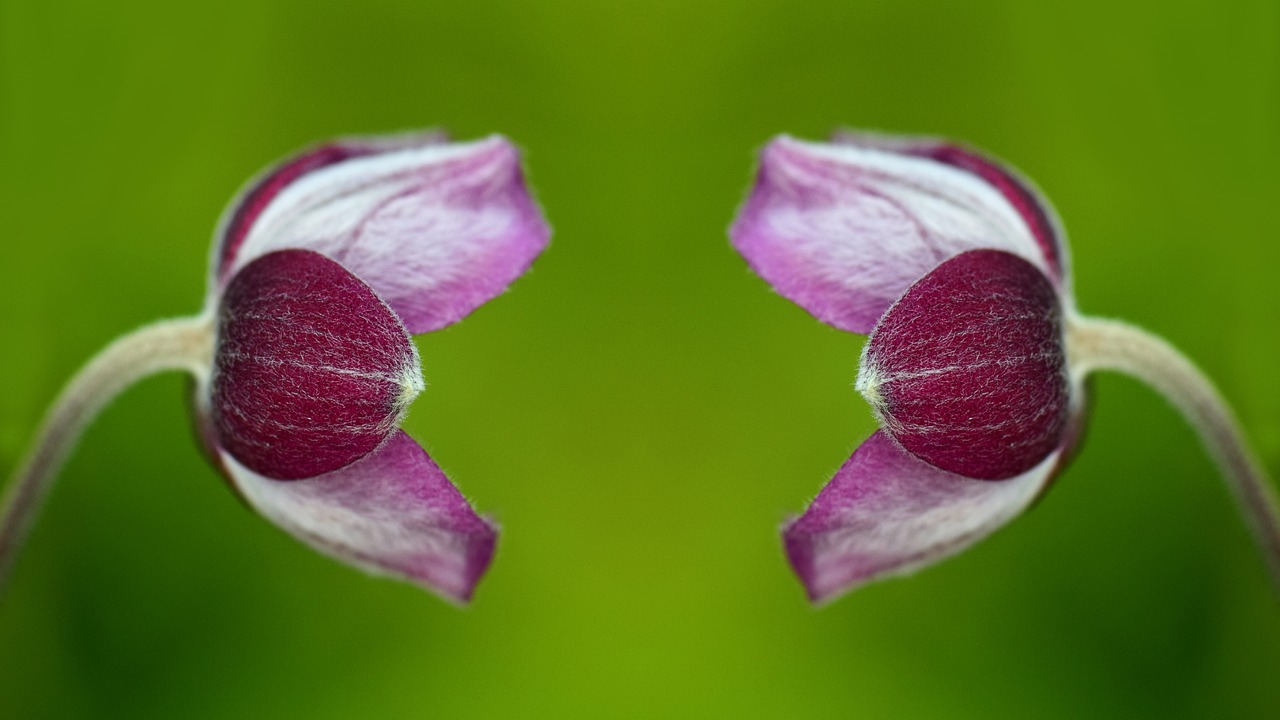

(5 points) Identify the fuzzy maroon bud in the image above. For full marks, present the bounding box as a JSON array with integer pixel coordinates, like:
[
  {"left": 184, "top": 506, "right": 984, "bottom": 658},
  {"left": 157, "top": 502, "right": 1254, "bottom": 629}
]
[
  {"left": 856, "top": 249, "right": 1069, "bottom": 480},
  {"left": 211, "top": 249, "right": 423, "bottom": 480}
]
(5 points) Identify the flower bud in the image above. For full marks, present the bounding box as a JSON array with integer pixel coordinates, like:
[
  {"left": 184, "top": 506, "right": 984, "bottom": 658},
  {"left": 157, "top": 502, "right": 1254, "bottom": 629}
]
[
  {"left": 856, "top": 249, "right": 1069, "bottom": 480},
  {"left": 212, "top": 249, "right": 423, "bottom": 480}
]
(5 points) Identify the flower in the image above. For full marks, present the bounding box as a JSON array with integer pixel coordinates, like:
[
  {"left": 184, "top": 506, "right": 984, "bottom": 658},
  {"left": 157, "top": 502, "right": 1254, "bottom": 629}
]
[
  {"left": 730, "top": 132, "right": 1082, "bottom": 604},
  {"left": 193, "top": 132, "right": 549, "bottom": 603}
]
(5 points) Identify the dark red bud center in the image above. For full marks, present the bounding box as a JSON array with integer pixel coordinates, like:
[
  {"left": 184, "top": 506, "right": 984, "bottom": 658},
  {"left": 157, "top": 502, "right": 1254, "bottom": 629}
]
[
  {"left": 212, "top": 249, "right": 422, "bottom": 480},
  {"left": 857, "top": 249, "right": 1069, "bottom": 480}
]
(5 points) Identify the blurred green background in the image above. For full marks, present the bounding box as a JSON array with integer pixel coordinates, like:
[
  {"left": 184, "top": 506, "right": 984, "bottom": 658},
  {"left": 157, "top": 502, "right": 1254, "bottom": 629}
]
[{"left": 2, "top": 0, "right": 1278, "bottom": 717}]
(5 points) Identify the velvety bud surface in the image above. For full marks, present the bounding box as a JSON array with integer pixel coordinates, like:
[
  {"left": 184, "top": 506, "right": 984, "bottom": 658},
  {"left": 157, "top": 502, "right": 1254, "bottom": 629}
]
[
  {"left": 857, "top": 249, "right": 1068, "bottom": 480},
  {"left": 212, "top": 249, "right": 423, "bottom": 480}
]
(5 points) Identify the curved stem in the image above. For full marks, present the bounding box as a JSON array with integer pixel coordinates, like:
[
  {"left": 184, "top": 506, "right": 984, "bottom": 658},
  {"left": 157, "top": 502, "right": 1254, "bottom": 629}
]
[
  {"left": 1066, "top": 314, "right": 1280, "bottom": 592},
  {"left": 0, "top": 314, "right": 214, "bottom": 597}
]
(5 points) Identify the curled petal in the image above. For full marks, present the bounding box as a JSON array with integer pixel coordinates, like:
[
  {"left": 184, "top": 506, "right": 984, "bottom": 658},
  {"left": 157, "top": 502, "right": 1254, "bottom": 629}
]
[
  {"left": 212, "top": 130, "right": 449, "bottom": 283},
  {"left": 215, "top": 135, "right": 550, "bottom": 334},
  {"left": 222, "top": 430, "right": 498, "bottom": 604},
  {"left": 783, "top": 431, "right": 1059, "bottom": 604},
  {"left": 731, "top": 135, "right": 1061, "bottom": 334},
  {"left": 832, "top": 130, "right": 1068, "bottom": 284}
]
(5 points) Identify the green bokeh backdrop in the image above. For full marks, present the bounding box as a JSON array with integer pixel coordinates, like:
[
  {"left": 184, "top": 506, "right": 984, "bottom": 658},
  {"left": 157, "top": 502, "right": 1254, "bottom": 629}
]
[{"left": 2, "top": 1, "right": 1278, "bottom": 717}]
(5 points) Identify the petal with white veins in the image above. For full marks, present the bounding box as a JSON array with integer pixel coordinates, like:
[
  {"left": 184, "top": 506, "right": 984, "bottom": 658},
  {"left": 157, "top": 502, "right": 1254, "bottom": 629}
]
[
  {"left": 211, "top": 130, "right": 450, "bottom": 286},
  {"left": 782, "top": 430, "right": 1058, "bottom": 604},
  {"left": 222, "top": 430, "right": 498, "bottom": 604},
  {"left": 833, "top": 130, "right": 1069, "bottom": 285},
  {"left": 218, "top": 135, "right": 550, "bottom": 334},
  {"left": 731, "top": 135, "right": 1058, "bottom": 334}
]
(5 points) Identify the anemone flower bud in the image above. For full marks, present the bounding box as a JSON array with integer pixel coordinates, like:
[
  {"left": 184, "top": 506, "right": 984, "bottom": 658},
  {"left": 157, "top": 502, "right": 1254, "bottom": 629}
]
[
  {"left": 211, "top": 249, "right": 425, "bottom": 481},
  {"left": 856, "top": 249, "right": 1069, "bottom": 481},
  {"left": 731, "top": 132, "right": 1280, "bottom": 604},
  {"left": 1, "top": 132, "right": 550, "bottom": 605}
]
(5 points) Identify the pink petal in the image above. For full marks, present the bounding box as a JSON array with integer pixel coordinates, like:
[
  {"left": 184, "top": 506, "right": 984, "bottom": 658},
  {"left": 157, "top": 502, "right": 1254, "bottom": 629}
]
[
  {"left": 730, "top": 136, "right": 1060, "bottom": 334},
  {"left": 783, "top": 430, "right": 1059, "bottom": 604},
  {"left": 215, "top": 135, "right": 550, "bottom": 334},
  {"left": 221, "top": 430, "right": 498, "bottom": 604},
  {"left": 833, "top": 130, "right": 1068, "bottom": 284},
  {"left": 212, "top": 130, "right": 449, "bottom": 284},
  {"left": 212, "top": 250, "right": 422, "bottom": 480}
]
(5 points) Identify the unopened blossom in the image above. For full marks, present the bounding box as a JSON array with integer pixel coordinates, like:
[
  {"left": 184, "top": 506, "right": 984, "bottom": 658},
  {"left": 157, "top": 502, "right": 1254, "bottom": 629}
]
[
  {"left": 1, "top": 132, "right": 549, "bottom": 604},
  {"left": 731, "top": 132, "right": 1279, "bottom": 604}
]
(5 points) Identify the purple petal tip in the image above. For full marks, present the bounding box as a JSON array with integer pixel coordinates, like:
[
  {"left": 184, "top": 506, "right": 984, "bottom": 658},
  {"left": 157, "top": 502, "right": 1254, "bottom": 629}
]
[
  {"left": 781, "top": 431, "right": 1055, "bottom": 604},
  {"left": 223, "top": 431, "right": 500, "bottom": 604}
]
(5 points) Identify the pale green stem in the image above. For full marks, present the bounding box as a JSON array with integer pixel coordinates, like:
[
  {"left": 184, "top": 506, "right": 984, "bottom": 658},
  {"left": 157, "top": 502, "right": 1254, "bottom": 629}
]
[
  {"left": 0, "top": 315, "right": 214, "bottom": 598},
  {"left": 1066, "top": 314, "right": 1280, "bottom": 592}
]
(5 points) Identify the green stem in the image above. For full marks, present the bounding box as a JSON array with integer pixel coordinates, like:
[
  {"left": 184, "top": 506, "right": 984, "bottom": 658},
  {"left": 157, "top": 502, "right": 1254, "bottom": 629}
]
[
  {"left": 1067, "top": 314, "right": 1280, "bottom": 593},
  {"left": 0, "top": 315, "right": 214, "bottom": 598}
]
